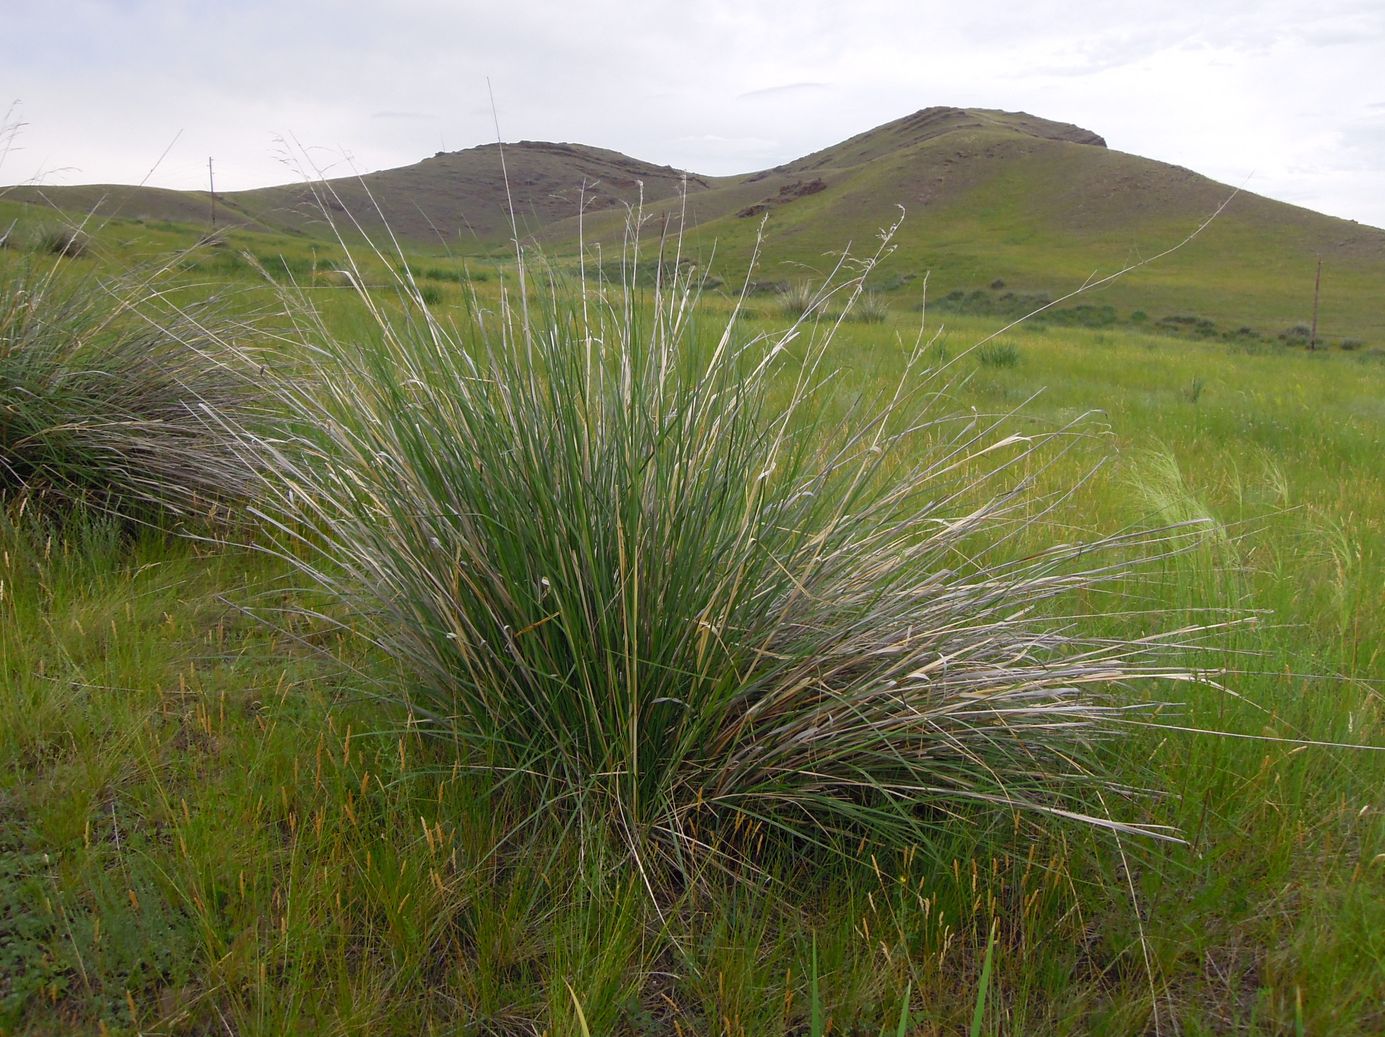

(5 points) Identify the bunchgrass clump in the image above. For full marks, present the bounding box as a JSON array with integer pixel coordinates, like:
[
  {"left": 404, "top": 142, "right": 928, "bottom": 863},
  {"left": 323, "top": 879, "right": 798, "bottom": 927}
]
[
  {"left": 777, "top": 280, "right": 822, "bottom": 320},
  {"left": 35, "top": 224, "right": 90, "bottom": 258},
  {"left": 976, "top": 340, "right": 1020, "bottom": 368},
  {"left": 0, "top": 250, "right": 265, "bottom": 525},
  {"left": 247, "top": 221, "right": 1218, "bottom": 879},
  {"left": 850, "top": 290, "right": 890, "bottom": 323}
]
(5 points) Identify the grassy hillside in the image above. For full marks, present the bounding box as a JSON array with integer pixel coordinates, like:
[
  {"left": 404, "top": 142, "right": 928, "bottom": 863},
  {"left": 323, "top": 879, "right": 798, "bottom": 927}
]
[
  {"left": 4, "top": 142, "right": 704, "bottom": 247},
  {"left": 561, "top": 123, "right": 1385, "bottom": 343},
  {"left": 8, "top": 106, "right": 1385, "bottom": 343}
]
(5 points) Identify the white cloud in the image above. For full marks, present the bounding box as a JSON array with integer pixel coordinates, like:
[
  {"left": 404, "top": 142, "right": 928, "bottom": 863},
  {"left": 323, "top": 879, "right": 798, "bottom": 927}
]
[{"left": 736, "top": 83, "right": 832, "bottom": 101}]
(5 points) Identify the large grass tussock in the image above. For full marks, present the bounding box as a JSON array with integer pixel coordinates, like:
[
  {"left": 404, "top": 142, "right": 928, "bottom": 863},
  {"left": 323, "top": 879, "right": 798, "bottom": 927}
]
[
  {"left": 0, "top": 249, "right": 265, "bottom": 525},
  {"left": 248, "top": 224, "right": 1218, "bottom": 874}
]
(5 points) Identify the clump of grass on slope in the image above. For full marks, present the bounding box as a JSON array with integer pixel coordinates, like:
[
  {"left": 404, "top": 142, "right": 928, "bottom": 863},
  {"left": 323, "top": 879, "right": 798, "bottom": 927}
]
[
  {"left": 246, "top": 219, "right": 1218, "bottom": 878},
  {"left": 850, "top": 290, "right": 890, "bottom": 323},
  {"left": 35, "top": 223, "right": 90, "bottom": 258},
  {"left": 0, "top": 250, "right": 264, "bottom": 526},
  {"left": 777, "top": 280, "right": 821, "bottom": 320},
  {"left": 976, "top": 341, "right": 1020, "bottom": 368}
]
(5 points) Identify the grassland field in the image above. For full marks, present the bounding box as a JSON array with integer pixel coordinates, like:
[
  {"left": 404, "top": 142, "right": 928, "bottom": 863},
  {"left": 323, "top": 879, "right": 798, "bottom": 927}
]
[{"left": 1, "top": 202, "right": 1383, "bottom": 1036}]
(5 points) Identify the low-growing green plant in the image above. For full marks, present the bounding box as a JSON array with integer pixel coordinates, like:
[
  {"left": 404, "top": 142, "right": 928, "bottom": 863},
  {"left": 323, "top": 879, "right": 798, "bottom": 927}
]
[
  {"left": 0, "top": 251, "right": 265, "bottom": 524},
  {"left": 35, "top": 224, "right": 89, "bottom": 258},
  {"left": 1158, "top": 313, "right": 1221, "bottom": 339},
  {"left": 777, "top": 280, "right": 821, "bottom": 319},
  {"left": 851, "top": 290, "right": 890, "bottom": 323},
  {"left": 976, "top": 341, "right": 1020, "bottom": 367},
  {"left": 244, "top": 220, "right": 1221, "bottom": 883},
  {"left": 255, "top": 251, "right": 330, "bottom": 283}
]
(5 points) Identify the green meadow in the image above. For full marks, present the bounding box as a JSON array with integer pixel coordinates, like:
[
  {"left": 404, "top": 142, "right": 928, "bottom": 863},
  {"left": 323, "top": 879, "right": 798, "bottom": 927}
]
[{"left": 2, "top": 201, "right": 1383, "bottom": 1037}]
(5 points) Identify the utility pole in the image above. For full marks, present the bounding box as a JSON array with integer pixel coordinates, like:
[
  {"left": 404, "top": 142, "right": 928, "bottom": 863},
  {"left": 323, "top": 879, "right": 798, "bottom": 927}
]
[
  {"left": 208, "top": 157, "right": 216, "bottom": 230},
  {"left": 1309, "top": 255, "right": 1322, "bottom": 350}
]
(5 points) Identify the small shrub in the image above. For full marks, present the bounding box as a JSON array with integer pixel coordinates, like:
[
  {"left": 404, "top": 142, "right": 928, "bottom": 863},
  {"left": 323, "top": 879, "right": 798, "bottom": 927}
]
[
  {"left": 1043, "top": 304, "right": 1116, "bottom": 329},
  {"left": 1159, "top": 314, "right": 1219, "bottom": 339},
  {"left": 1339, "top": 338, "right": 1364, "bottom": 351},
  {"left": 935, "top": 288, "right": 1053, "bottom": 321}
]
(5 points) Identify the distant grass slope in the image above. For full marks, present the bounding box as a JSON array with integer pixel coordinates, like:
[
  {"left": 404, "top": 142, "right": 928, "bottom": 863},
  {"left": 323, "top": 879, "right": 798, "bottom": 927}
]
[
  {"left": 6, "top": 142, "right": 704, "bottom": 248},
  {"left": 8, "top": 106, "right": 1385, "bottom": 339},
  {"left": 559, "top": 116, "right": 1385, "bottom": 341}
]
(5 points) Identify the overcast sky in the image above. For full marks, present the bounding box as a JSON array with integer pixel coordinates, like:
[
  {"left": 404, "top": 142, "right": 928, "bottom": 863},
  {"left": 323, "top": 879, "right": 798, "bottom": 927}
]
[{"left": 3, "top": 0, "right": 1383, "bottom": 228}]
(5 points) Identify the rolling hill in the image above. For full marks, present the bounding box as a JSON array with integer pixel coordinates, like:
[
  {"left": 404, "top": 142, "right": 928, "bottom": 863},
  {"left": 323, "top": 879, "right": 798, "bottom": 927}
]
[{"left": 7, "top": 106, "right": 1385, "bottom": 341}]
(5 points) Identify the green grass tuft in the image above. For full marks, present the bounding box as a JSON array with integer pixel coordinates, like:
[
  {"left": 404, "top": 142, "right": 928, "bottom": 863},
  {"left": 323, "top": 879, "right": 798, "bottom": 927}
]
[
  {"left": 777, "top": 280, "right": 821, "bottom": 319},
  {"left": 241, "top": 221, "right": 1223, "bottom": 881},
  {"left": 0, "top": 249, "right": 266, "bottom": 526},
  {"left": 851, "top": 290, "right": 891, "bottom": 323},
  {"left": 35, "top": 225, "right": 90, "bottom": 259},
  {"left": 975, "top": 341, "right": 1020, "bottom": 367}
]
